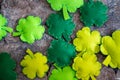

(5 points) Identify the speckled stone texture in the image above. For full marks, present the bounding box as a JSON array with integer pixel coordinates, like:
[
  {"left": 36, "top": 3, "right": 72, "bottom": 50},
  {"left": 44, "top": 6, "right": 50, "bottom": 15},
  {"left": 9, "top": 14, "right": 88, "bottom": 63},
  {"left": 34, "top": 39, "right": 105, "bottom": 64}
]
[{"left": 0, "top": 0, "right": 120, "bottom": 80}]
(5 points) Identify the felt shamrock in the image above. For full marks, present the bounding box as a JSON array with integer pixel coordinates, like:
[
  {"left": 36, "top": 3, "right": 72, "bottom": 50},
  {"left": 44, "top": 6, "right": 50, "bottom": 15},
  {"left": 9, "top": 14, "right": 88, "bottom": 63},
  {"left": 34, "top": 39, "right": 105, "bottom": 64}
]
[
  {"left": 20, "top": 49, "right": 49, "bottom": 79},
  {"left": 13, "top": 16, "right": 45, "bottom": 44},
  {"left": 49, "top": 66, "right": 77, "bottom": 80},
  {"left": 46, "top": 13, "right": 75, "bottom": 41},
  {"left": 73, "top": 27, "right": 101, "bottom": 54},
  {"left": 72, "top": 52, "right": 101, "bottom": 80},
  {"left": 47, "top": 39, "right": 76, "bottom": 67},
  {"left": 0, "top": 14, "right": 13, "bottom": 40},
  {"left": 0, "top": 52, "right": 17, "bottom": 80},
  {"left": 80, "top": 0, "right": 108, "bottom": 27},
  {"left": 101, "top": 30, "right": 120, "bottom": 69},
  {"left": 47, "top": 0, "right": 84, "bottom": 20}
]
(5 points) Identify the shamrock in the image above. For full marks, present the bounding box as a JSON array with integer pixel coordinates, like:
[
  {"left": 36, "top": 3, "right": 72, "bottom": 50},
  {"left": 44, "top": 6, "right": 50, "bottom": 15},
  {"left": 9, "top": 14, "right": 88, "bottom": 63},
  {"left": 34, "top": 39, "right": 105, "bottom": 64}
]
[
  {"left": 73, "top": 27, "right": 101, "bottom": 54},
  {"left": 72, "top": 52, "right": 101, "bottom": 80},
  {"left": 46, "top": 13, "right": 75, "bottom": 41},
  {"left": 47, "top": 0, "right": 84, "bottom": 20},
  {"left": 49, "top": 66, "right": 77, "bottom": 80},
  {"left": 20, "top": 49, "right": 49, "bottom": 79},
  {"left": 80, "top": 0, "right": 108, "bottom": 27},
  {"left": 47, "top": 39, "right": 76, "bottom": 67},
  {"left": 13, "top": 16, "right": 45, "bottom": 44},
  {"left": 0, "top": 14, "right": 13, "bottom": 40},
  {"left": 101, "top": 30, "right": 120, "bottom": 69},
  {"left": 0, "top": 52, "right": 17, "bottom": 80}
]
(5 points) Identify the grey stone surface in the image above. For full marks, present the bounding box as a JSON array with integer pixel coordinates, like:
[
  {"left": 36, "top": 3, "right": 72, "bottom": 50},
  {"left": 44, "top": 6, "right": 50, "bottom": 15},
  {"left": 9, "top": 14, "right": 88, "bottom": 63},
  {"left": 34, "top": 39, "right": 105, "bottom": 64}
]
[{"left": 0, "top": 0, "right": 120, "bottom": 80}]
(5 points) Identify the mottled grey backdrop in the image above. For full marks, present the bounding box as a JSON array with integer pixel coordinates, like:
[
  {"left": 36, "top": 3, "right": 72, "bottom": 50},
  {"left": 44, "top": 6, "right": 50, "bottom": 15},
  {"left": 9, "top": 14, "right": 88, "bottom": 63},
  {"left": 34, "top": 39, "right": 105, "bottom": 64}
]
[{"left": 0, "top": 0, "right": 120, "bottom": 80}]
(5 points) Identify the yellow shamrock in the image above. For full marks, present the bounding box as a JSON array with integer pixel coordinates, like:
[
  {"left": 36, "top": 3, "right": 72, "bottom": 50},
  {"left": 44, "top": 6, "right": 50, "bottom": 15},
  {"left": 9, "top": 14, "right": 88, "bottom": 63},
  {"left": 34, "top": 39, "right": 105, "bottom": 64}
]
[
  {"left": 73, "top": 27, "right": 101, "bottom": 54},
  {"left": 72, "top": 52, "right": 101, "bottom": 80},
  {"left": 21, "top": 49, "right": 49, "bottom": 79},
  {"left": 101, "top": 30, "right": 120, "bottom": 68}
]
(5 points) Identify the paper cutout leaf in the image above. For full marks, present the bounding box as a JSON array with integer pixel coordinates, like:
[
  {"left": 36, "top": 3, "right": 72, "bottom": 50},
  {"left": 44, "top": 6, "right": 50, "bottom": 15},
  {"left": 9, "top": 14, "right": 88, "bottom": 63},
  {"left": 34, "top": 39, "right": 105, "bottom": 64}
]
[
  {"left": 21, "top": 49, "right": 49, "bottom": 79},
  {"left": 80, "top": 0, "right": 108, "bottom": 27},
  {"left": 47, "top": 0, "right": 84, "bottom": 20},
  {"left": 0, "top": 14, "right": 13, "bottom": 40},
  {"left": 49, "top": 66, "right": 77, "bottom": 80},
  {"left": 72, "top": 52, "right": 101, "bottom": 80},
  {"left": 0, "top": 52, "right": 17, "bottom": 80},
  {"left": 101, "top": 30, "right": 120, "bottom": 69},
  {"left": 47, "top": 39, "right": 76, "bottom": 67},
  {"left": 13, "top": 16, "right": 45, "bottom": 44},
  {"left": 73, "top": 27, "right": 101, "bottom": 54},
  {"left": 46, "top": 13, "right": 75, "bottom": 41}
]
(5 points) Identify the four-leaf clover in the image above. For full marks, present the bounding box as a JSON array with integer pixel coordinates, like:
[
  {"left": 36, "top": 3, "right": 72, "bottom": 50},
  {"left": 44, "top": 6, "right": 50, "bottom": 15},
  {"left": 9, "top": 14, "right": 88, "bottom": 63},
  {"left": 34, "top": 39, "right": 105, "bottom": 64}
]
[
  {"left": 13, "top": 16, "right": 45, "bottom": 44},
  {"left": 46, "top": 13, "right": 75, "bottom": 41},
  {"left": 49, "top": 66, "right": 77, "bottom": 80},
  {"left": 47, "top": 0, "right": 84, "bottom": 20},
  {"left": 72, "top": 52, "right": 101, "bottom": 80},
  {"left": 0, "top": 52, "right": 17, "bottom": 80},
  {"left": 20, "top": 49, "right": 49, "bottom": 79},
  {"left": 0, "top": 14, "right": 13, "bottom": 40},
  {"left": 101, "top": 30, "right": 120, "bottom": 69},
  {"left": 73, "top": 27, "right": 101, "bottom": 54},
  {"left": 80, "top": 0, "right": 108, "bottom": 27},
  {"left": 47, "top": 39, "right": 76, "bottom": 67}
]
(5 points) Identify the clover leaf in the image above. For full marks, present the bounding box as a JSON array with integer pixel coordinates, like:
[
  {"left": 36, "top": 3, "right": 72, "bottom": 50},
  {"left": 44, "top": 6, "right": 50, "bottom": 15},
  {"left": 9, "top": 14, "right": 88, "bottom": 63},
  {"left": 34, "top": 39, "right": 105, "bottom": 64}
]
[
  {"left": 72, "top": 52, "right": 101, "bottom": 80},
  {"left": 80, "top": 0, "right": 108, "bottom": 27},
  {"left": 47, "top": 0, "right": 84, "bottom": 20},
  {"left": 20, "top": 49, "right": 49, "bottom": 79},
  {"left": 47, "top": 39, "right": 76, "bottom": 67},
  {"left": 49, "top": 66, "right": 77, "bottom": 80},
  {"left": 0, "top": 14, "right": 13, "bottom": 40},
  {"left": 13, "top": 16, "right": 45, "bottom": 44},
  {"left": 73, "top": 27, "right": 101, "bottom": 54},
  {"left": 0, "top": 52, "right": 17, "bottom": 80},
  {"left": 101, "top": 30, "right": 120, "bottom": 69},
  {"left": 46, "top": 13, "right": 75, "bottom": 41}
]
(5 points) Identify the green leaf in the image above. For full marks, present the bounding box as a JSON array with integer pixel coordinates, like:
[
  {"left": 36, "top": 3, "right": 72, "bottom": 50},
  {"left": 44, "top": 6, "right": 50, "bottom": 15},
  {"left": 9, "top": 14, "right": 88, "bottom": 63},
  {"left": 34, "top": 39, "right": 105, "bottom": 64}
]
[
  {"left": 13, "top": 16, "right": 45, "bottom": 44},
  {"left": 80, "top": 0, "right": 108, "bottom": 27},
  {"left": 0, "top": 52, "right": 17, "bottom": 80},
  {"left": 49, "top": 66, "right": 77, "bottom": 80},
  {"left": 47, "top": 39, "right": 76, "bottom": 67},
  {"left": 0, "top": 14, "right": 13, "bottom": 40},
  {"left": 46, "top": 13, "right": 75, "bottom": 41},
  {"left": 47, "top": 0, "right": 84, "bottom": 20}
]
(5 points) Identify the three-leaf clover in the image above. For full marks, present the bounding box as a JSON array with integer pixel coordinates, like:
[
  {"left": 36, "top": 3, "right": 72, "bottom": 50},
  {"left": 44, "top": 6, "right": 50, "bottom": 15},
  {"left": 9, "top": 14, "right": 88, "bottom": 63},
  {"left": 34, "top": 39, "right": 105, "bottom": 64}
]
[
  {"left": 0, "top": 14, "right": 13, "bottom": 40},
  {"left": 13, "top": 16, "right": 45, "bottom": 44},
  {"left": 49, "top": 66, "right": 77, "bottom": 80},
  {"left": 73, "top": 27, "right": 101, "bottom": 54},
  {"left": 20, "top": 49, "right": 49, "bottom": 79},
  {"left": 72, "top": 52, "right": 101, "bottom": 80},
  {"left": 101, "top": 30, "right": 120, "bottom": 69},
  {"left": 0, "top": 52, "right": 17, "bottom": 80},
  {"left": 47, "top": 39, "right": 76, "bottom": 67},
  {"left": 47, "top": 0, "right": 84, "bottom": 20},
  {"left": 80, "top": 0, "right": 108, "bottom": 27},
  {"left": 46, "top": 13, "right": 75, "bottom": 41}
]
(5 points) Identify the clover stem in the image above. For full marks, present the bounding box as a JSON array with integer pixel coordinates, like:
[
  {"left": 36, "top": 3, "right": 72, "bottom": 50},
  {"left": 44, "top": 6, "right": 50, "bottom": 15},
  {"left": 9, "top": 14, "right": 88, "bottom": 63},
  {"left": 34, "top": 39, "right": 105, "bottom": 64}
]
[
  {"left": 26, "top": 49, "right": 34, "bottom": 58},
  {"left": 53, "top": 64, "right": 61, "bottom": 71},
  {"left": 13, "top": 32, "right": 21, "bottom": 36},
  {"left": 103, "top": 55, "right": 111, "bottom": 66},
  {"left": 2, "top": 27, "right": 13, "bottom": 33},
  {"left": 63, "top": 6, "right": 70, "bottom": 20}
]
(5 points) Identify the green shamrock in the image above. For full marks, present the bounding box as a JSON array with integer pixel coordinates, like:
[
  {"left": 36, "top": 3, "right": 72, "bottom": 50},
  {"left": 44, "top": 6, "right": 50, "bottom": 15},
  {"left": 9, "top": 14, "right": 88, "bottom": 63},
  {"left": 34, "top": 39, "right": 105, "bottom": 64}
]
[
  {"left": 46, "top": 13, "right": 75, "bottom": 41},
  {"left": 47, "top": 39, "right": 76, "bottom": 67},
  {"left": 0, "top": 14, "right": 13, "bottom": 40},
  {"left": 47, "top": 0, "right": 84, "bottom": 20},
  {"left": 80, "top": 0, "right": 108, "bottom": 27},
  {"left": 13, "top": 16, "right": 45, "bottom": 44},
  {"left": 0, "top": 52, "right": 17, "bottom": 80}
]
